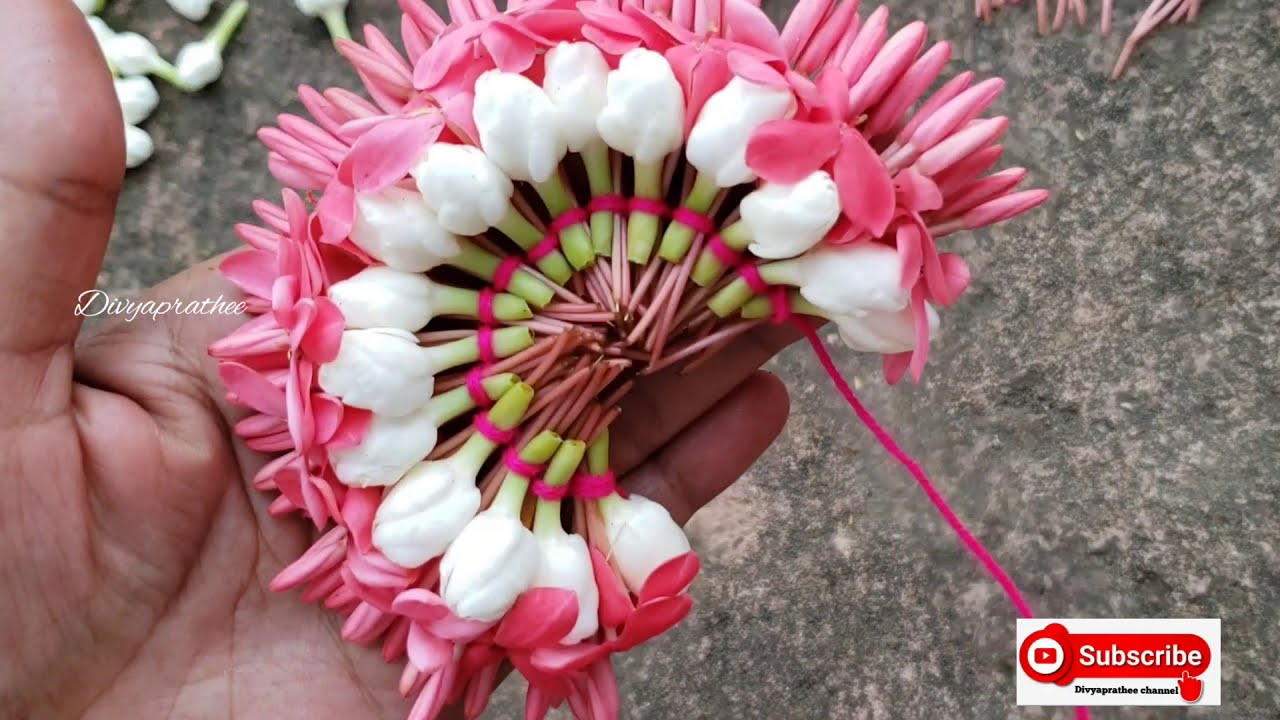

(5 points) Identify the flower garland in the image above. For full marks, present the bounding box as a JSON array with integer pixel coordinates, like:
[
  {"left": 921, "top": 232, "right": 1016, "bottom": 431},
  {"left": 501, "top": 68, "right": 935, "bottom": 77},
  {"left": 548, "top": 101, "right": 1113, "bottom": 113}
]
[{"left": 212, "top": 1, "right": 1087, "bottom": 718}]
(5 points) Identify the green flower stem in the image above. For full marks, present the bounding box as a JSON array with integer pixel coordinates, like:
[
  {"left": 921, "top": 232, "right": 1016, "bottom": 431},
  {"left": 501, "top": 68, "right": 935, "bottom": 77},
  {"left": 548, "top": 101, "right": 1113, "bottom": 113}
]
[
  {"left": 533, "top": 439, "right": 586, "bottom": 538},
  {"left": 448, "top": 240, "right": 554, "bottom": 309},
  {"left": 581, "top": 140, "right": 615, "bottom": 256},
  {"left": 740, "top": 293, "right": 824, "bottom": 321},
  {"left": 455, "top": 382, "right": 535, "bottom": 479},
  {"left": 432, "top": 285, "right": 532, "bottom": 321},
  {"left": 321, "top": 7, "right": 352, "bottom": 43},
  {"left": 206, "top": 0, "right": 250, "bottom": 50},
  {"left": 706, "top": 260, "right": 798, "bottom": 317},
  {"left": 426, "top": 372, "right": 518, "bottom": 425},
  {"left": 497, "top": 207, "right": 573, "bottom": 285},
  {"left": 626, "top": 160, "right": 664, "bottom": 264},
  {"left": 493, "top": 429, "right": 561, "bottom": 517},
  {"left": 94, "top": 0, "right": 108, "bottom": 12},
  {"left": 657, "top": 171, "right": 720, "bottom": 263},
  {"left": 586, "top": 431, "right": 609, "bottom": 475},
  {"left": 422, "top": 327, "right": 534, "bottom": 371},
  {"left": 534, "top": 177, "right": 596, "bottom": 270},
  {"left": 149, "top": 60, "right": 186, "bottom": 90},
  {"left": 690, "top": 220, "right": 752, "bottom": 287}
]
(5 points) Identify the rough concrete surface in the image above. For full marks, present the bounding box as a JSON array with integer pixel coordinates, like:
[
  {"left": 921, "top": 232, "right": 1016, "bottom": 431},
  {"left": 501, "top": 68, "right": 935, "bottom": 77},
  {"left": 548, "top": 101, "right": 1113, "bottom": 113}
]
[{"left": 102, "top": 0, "right": 1278, "bottom": 718}]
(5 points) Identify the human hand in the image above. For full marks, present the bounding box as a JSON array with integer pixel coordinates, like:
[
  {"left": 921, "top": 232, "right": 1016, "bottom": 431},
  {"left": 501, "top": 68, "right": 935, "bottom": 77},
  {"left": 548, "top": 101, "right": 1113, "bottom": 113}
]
[{"left": 0, "top": 2, "right": 792, "bottom": 718}]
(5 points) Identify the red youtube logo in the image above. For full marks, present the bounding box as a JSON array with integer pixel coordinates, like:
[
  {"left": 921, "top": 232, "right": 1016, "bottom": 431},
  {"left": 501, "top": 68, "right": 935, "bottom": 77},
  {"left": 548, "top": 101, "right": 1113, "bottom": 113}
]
[{"left": 1034, "top": 647, "right": 1058, "bottom": 664}]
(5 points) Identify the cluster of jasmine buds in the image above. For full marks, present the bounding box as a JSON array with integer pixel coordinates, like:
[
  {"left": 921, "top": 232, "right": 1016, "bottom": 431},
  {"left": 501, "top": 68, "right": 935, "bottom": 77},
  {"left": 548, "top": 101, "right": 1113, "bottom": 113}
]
[
  {"left": 212, "top": 1, "right": 1053, "bottom": 719},
  {"left": 84, "top": 0, "right": 250, "bottom": 168}
]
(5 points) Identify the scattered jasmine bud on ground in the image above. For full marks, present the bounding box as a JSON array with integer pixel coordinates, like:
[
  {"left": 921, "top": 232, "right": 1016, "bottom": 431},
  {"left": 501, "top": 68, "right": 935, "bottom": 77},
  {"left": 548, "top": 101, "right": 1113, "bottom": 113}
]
[
  {"left": 166, "top": 0, "right": 214, "bottom": 22},
  {"left": 172, "top": 0, "right": 249, "bottom": 91},
  {"left": 124, "top": 125, "right": 154, "bottom": 169},
  {"left": 114, "top": 76, "right": 159, "bottom": 126},
  {"left": 103, "top": 31, "right": 172, "bottom": 77},
  {"left": 294, "top": 0, "right": 351, "bottom": 42}
]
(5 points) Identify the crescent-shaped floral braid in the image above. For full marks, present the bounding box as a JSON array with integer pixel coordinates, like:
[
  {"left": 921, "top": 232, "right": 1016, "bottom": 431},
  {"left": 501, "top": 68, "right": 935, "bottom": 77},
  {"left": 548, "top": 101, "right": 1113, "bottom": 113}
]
[{"left": 211, "top": 1, "right": 1088, "bottom": 719}]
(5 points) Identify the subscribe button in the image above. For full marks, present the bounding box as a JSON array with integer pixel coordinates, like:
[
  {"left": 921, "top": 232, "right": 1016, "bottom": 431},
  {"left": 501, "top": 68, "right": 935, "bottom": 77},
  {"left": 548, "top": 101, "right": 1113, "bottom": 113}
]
[{"left": 1016, "top": 619, "right": 1221, "bottom": 706}]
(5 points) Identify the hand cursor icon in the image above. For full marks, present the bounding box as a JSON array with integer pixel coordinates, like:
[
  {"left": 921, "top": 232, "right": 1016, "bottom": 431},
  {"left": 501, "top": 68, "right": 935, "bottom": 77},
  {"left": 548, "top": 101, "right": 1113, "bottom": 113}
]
[{"left": 1177, "top": 670, "right": 1204, "bottom": 703}]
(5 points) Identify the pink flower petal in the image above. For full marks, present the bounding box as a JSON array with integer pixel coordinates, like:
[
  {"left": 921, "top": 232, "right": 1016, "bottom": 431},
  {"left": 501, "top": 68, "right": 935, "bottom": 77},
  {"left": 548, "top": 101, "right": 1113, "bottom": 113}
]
[
  {"left": 494, "top": 588, "right": 581, "bottom": 648},
  {"left": 882, "top": 351, "right": 911, "bottom": 385},
  {"left": 300, "top": 298, "right": 344, "bottom": 363},
  {"left": 962, "top": 189, "right": 1049, "bottom": 230},
  {"left": 589, "top": 547, "right": 634, "bottom": 629},
  {"left": 895, "top": 167, "right": 943, "bottom": 213},
  {"left": 219, "top": 361, "right": 286, "bottom": 416},
  {"left": 220, "top": 249, "right": 277, "bottom": 300},
  {"left": 328, "top": 405, "right": 371, "bottom": 450},
  {"left": 726, "top": 48, "right": 788, "bottom": 89},
  {"left": 746, "top": 119, "right": 840, "bottom": 184},
  {"left": 896, "top": 222, "right": 923, "bottom": 290},
  {"left": 938, "top": 253, "right": 971, "bottom": 301},
  {"left": 722, "top": 0, "right": 786, "bottom": 57},
  {"left": 349, "top": 116, "right": 444, "bottom": 194},
  {"left": 406, "top": 623, "right": 454, "bottom": 674},
  {"left": 833, "top": 132, "right": 895, "bottom": 237},
  {"left": 314, "top": 180, "right": 355, "bottom": 244},
  {"left": 482, "top": 21, "right": 538, "bottom": 74},
  {"left": 616, "top": 595, "right": 692, "bottom": 650},
  {"left": 341, "top": 487, "right": 381, "bottom": 551},
  {"left": 393, "top": 588, "right": 453, "bottom": 623},
  {"left": 908, "top": 284, "right": 930, "bottom": 383},
  {"left": 637, "top": 551, "right": 700, "bottom": 604}
]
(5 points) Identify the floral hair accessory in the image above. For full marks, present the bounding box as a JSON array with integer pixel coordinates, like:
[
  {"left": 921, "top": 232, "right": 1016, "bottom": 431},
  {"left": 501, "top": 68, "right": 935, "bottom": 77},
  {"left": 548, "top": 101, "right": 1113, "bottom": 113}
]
[{"left": 212, "top": 1, "right": 1087, "bottom": 718}]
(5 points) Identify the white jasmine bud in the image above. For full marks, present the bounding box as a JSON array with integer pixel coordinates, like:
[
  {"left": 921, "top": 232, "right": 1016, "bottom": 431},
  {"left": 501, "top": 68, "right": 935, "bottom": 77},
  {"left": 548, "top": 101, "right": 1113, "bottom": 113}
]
[
  {"left": 348, "top": 187, "right": 461, "bottom": 272},
  {"left": 542, "top": 42, "right": 610, "bottom": 153},
  {"left": 124, "top": 125, "right": 154, "bottom": 169},
  {"left": 473, "top": 70, "right": 567, "bottom": 184},
  {"left": 686, "top": 77, "right": 796, "bottom": 187},
  {"left": 114, "top": 76, "right": 159, "bottom": 126},
  {"left": 741, "top": 171, "right": 841, "bottom": 260},
  {"left": 599, "top": 493, "right": 691, "bottom": 594},
  {"left": 410, "top": 143, "right": 514, "bottom": 236},
  {"left": 596, "top": 49, "right": 685, "bottom": 165}
]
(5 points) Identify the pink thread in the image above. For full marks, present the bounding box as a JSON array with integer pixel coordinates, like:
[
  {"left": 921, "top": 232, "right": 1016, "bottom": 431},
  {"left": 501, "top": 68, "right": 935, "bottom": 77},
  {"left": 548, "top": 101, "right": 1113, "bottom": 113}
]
[
  {"left": 493, "top": 256, "right": 521, "bottom": 292},
  {"left": 478, "top": 289, "right": 497, "bottom": 325},
  {"left": 588, "top": 194, "right": 629, "bottom": 214},
  {"left": 527, "top": 233, "right": 562, "bottom": 262},
  {"left": 570, "top": 471, "right": 620, "bottom": 499},
  {"left": 477, "top": 326, "right": 497, "bottom": 364},
  {"left": 531, "top": 478, "right": 570, "bottom": 500},
  {"left": 473, "top": 414, "right": 515, "bottom": 444},
  {"left": 707, "top": 234, "right": 742, "bottom": 267},
  {"left": 628, "top": 197, "right": 668, "bottom": 217},
  {"left": 793, "top": 319, "right": 1035, "bottom": 620},
  {"left": 549, "top": 207, "right": 589, "bottom": 232},
  {"left": 671, "top": 207, "right": 717, "bottom": 235},
  {"left": 465, "top": 367, "right": 491, "bottom": 408},
  {"left": 503, "top": 447, "right": 545, "bottom": 478},
  {"left": 769, "top": 287, "right": 792, "bottom": 325},
  {"left": 738, "top": 264, "right": 769, "bottom": 295}
]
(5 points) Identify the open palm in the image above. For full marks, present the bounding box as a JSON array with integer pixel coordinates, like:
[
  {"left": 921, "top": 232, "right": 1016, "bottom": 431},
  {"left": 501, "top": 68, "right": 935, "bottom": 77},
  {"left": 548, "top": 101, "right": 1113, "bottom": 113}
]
[{"left": 0, "top": 3, "right": 792, "bottom": 718}]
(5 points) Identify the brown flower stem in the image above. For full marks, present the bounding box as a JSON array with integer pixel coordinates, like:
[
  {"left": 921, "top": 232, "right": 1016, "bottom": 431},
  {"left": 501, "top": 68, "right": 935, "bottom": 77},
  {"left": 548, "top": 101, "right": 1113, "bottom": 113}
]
[
  {"left": 643, "top": 320, "right": 762, "bottom": 376},
  {"left": 427, "top": 426, "right": 472, "bottom": 460},
  {"left": 511, "top": 191, "right": 547, "bottom": 233},
  {"left": 526, "top": 330, "right": 577, "bottom": 385},
  {"left": 540, "top": 311, "right": 616, "bottom": 323},
  {"left": 626, "top": 261, "right": 681, "bottom": 345},
  {"left": 527, "top": 365, "right": 592, "bottom": 417},
  {"left": 585, "top": 407, "right": 620, "bottom": 446},
  {"left": 647, "top": 234, "right": 704, "bottom": 359},
  {"left": 569, "top": 404, "right": 603, "bottom": 441},
  {"left": 600, "top": 379, "right": 634, "bottom": 409},
  {"left": 628, "top": 253, "right": 664, "bottom": 316}
]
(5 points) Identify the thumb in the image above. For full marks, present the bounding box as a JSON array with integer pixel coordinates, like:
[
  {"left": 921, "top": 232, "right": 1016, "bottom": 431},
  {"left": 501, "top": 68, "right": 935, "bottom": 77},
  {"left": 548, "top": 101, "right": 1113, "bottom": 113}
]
[{"left": 0, "top": 0, "right": 123, "bottom": 421}]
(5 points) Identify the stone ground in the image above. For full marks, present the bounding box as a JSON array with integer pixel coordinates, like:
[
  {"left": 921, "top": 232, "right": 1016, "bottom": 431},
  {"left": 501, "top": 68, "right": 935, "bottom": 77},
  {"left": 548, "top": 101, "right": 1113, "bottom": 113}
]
[{"left": 103, "top": 0, "right": 1278, "bottom": 718}]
